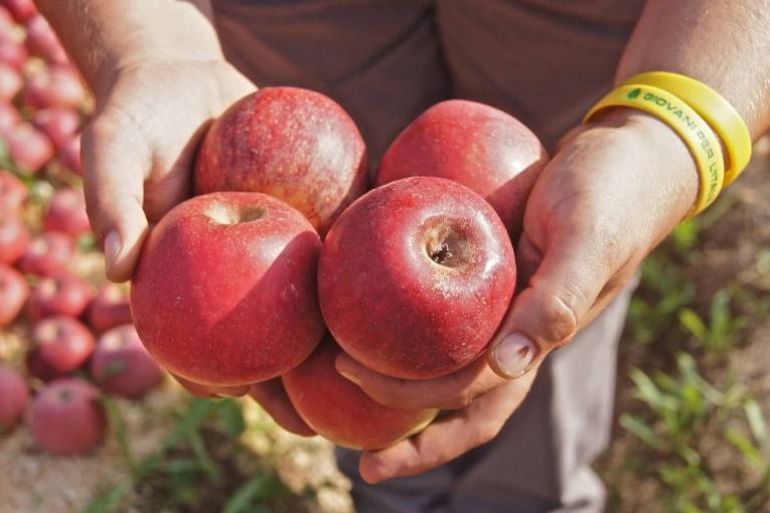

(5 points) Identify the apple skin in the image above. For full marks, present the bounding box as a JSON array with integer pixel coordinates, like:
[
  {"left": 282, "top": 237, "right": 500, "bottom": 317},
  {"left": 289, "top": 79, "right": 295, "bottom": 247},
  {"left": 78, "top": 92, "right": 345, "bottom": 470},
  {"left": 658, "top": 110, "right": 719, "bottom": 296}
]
[
  {"left": 0, "top": 38, "right": 27, "bottom": 71},
  {"left": 43, "top": 187, "right": 91, "bottom": 236},
  {"left": 283, "top": 337, "right": 437, "bottom": 450},
  {"left": 171, "top": 373, "right": 250, "bottom": 398},
  {"left": 131, "top": 191, "right": 325, "bottom": 387},
  {"left": 2, "top": 0, "right": 37, "bottom": 23},
  {"left": 58, "top": 133, "right": 81, "bottom": 175},
  {"left": 194, "top": 87, "right": 368, "bottom": 236},
  {"left": 28, "top": 272, "right": 93, "bottom": 321},
  {"left": 0, "top": 211, "right": 28, "bottom": 264},
  {"left": 32, "top": 108, "right": 80, "bottom": 149},
  {"left": 0, "top": 61, "right": 21, "bottom": 101},
  {"left": 0, "top": 364, "right": 28, "bottom": 433},
  {"left": 6, "top": 122, "right": 54, "bottom": 173},
  {"left": 29, "top": 378, "right": 106, "bottom": 455},
  {"left": 0, "top": 169, "right": 26, "bottom": 210},
  {"left": 88, "top": 283, "right": 132, "bottom": 334},
  {"left": 318, "top": 176, "right": 517, "bottom": 380},
  {"left": 376, "top": 99, "right": 548, "bottom": 239},
  {"left": 27, "top": 316, "right": 96, "bottom": 381},
  {"left": 0, "top": 102, "right": 20, "bottom": 135},
  {"left": 23, "top": 64, "right": 84, "bottom": 110},
  {"left": 0, "top": 263, "right": 27, "bottom": 326},
  {"left": 90, "top": 324, "right": 164, "bottom": 399},
  {"left": 18, "top": 231, "right": 74, "bottom": 276},
  {"left": 0, "top": 6, "right": 14, "bottom": 31}
]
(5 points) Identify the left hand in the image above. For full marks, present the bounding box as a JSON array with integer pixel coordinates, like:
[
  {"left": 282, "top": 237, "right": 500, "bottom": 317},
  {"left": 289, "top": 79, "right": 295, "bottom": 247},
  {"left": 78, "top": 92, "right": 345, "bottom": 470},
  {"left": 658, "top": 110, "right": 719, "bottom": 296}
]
[{"left": 335, "top": 108, "right": 702, "bottom": 483}]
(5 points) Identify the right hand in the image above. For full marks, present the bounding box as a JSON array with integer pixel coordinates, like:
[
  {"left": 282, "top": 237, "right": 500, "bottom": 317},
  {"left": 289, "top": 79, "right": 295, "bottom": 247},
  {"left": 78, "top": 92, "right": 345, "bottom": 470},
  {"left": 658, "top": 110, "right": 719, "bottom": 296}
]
[{"left": 82, "top": 58, "right": 255, "bottom": 282}]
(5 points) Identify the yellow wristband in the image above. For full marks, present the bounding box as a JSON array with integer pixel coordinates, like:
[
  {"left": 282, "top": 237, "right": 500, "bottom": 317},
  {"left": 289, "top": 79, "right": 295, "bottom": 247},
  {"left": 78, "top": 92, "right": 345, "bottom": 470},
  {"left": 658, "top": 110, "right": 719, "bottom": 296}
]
[
  {"left": 624, "top": 72, "right": 751, "bottom": 186},
  {"left": 584, "top": 84, "right": 725, "bottom": 215}
]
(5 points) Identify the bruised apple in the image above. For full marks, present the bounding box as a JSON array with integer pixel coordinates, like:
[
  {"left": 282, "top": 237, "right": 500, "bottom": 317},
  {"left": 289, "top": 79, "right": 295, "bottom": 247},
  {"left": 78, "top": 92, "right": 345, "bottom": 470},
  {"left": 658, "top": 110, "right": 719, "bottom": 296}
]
[
  {"left": 283, "top": 337, "right": 436, "bottom": 450},
  {"left": 195, "top": 87, "right": 368, "bottom": 235},
  {"left": 318, "top": 177, "right": 517, "bottom": 380},
  {"left": 376, "top": 99, "right": 548, "bottom": 238},
  {"left": 131, "top": 192, "right": 324, "bottom": 387}
]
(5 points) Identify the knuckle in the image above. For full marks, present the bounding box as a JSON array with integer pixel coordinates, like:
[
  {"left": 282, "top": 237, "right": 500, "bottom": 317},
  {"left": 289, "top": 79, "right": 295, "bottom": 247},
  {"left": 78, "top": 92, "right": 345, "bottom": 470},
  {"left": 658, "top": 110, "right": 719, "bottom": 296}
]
[
  {"left": 444, "top": 390, "right": 474, "bottom": 410},
  {"left": 536, "top": 288, "right": 581, "bottom": 343},
  {"left": 471, "top": 419, "right": 504, "bottom": 447}
]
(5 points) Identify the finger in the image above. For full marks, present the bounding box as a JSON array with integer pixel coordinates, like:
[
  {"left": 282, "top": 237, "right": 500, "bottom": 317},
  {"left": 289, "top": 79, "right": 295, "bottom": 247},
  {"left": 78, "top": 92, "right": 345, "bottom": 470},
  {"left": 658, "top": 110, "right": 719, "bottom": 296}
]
[
  {"left": 359, "top": 373, "right": 535, "bottom": 484},
  {"left": 249, "top": 379, "right": 316, "bottom": 437},
  {"left": 488, "top": 223, "right": 620, "bottom": 379},
  {"left": 81, "top": 113, "right": 150, "bottom": 282},
  {"left": 335, "top": 353, "right": 505, "bottom": 410}
]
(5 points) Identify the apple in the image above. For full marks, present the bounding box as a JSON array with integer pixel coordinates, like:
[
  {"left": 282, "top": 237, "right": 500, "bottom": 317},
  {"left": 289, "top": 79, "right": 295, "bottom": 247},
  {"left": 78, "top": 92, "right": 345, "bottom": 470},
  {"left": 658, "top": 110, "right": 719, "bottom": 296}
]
[
  {"left": 0, "top": 61, "right": 20, "bottom": 101},
  {"left": 171, "top": 373, "right": 250, "bottom": 398},
  {"left": 131, "top": 191, "right": 325, "bottom": 387},
  {"left": 0, "top": 211, "right": 28, "bottom": 264},
  {"left": 0, "top": 169, "right": 26, "bottom": 210},
  {"left": 18, "top": 232, "right": 74, "bottom": 276},
  {"left": 194, "top": 87, "right": 368, "bottom": 236},
  {"left": 24, "top": 14, "right": 68, "bottom": 64},
  {"left": 58, "top": 133, "right": 81, "bottom": 175},
  {"left": 6, "top": 122, "right": 54, "bottom": 173},
  {"left": 0, "top": 364, "right": 28, "bottom": 433},
  {"left": 0, "top": 38, "right": 27, "bottom": 71},
  {"left": 0, "top": 6, "right": 14, "bottom": 32},
  {"left": 23, "top": 64, "right": 84, "bottom": 109},
  {"left": 0, "top": 102, "right": 19, "bottom": 135},
  {"left": 90, "top": 324, "right": 164, "bottom": 398},
  {"left": 318, "top": 176, "right": 517, "bottom": 380},
  {"left": 27, "top": 316, "right": 95, "bottom": 381},
  {"left": 283, "top": 337, "right": 437, "bottom": 450},
  {"left": 376, "top": 100, "right": 548, "bottom": 239},
  {"left": 28, "top": 272, "right": 93, "bottom": 321},
  {"left": 29, "top": 378, "right": 106, "bottom": 455},
  {"left": 88, "top": 283, "right": 132, "bottom": 334},
  {"left": 43, "top": 187, "right": 91, "bottom": 236},
  {"left": 1, "top": 0, "right": 37, "bottom": 23},
  {"left": 0, "top": 263, "right": 27, "bottom": 326},
  {"left": 32, "top": 108, "right": 80, "bottom": 149}
]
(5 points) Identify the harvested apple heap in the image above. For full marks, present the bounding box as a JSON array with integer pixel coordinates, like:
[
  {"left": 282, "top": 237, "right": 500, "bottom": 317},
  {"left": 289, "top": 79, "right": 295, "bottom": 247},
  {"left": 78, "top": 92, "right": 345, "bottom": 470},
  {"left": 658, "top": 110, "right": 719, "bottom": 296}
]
[
  {"left": 131, "top": 87, "right": 548, "bottom": 450},
  {"left": 0, "top": 0, "right": 164, "bottom": 456}
]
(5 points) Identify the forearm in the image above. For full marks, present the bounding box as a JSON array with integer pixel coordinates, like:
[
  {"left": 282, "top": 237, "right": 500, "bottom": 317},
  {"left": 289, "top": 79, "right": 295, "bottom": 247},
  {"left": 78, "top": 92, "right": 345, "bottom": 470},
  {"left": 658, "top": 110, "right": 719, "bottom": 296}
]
[
  {"left": 35, "top": 0, "right": 222, "bottom": 97},
  {"left": 617, "top": 0, "right": 770, "bottom": 138}
]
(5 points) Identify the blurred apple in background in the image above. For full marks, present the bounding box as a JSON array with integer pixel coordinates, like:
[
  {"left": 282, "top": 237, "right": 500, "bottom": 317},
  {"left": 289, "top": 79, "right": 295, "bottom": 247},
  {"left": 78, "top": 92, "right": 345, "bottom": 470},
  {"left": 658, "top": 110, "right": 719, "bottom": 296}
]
[
  {"left": 27, "top": 316, "right": 95, "bottom": 381},
  {"left": 18, "top": 232, "right": 74, "bottom": 276},
  {"left": 0, "top": 263, "right": 28, "bottom": 326}
]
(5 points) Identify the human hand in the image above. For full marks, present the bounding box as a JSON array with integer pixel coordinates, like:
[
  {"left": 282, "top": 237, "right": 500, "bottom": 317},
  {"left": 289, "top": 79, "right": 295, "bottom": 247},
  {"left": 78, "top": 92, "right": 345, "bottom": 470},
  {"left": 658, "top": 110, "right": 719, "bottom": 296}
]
[
  {"left": 335, "top": 108, "right": 701, "bottom": 483},
  {"left": 82, "top": 58, "right": 255, "bottom": 282}
]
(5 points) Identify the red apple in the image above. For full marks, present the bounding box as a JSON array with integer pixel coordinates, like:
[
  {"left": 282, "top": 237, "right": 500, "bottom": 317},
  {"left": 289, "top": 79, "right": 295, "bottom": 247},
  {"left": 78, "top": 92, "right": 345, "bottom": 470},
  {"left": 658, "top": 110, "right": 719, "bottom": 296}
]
[
  {"left": 29, "top": 378, "right": 106, "bottom": 455},
  {"left": 24, "top": 14, "right": 68, "bottom": 64},
  {"left": 6, "top": 122, "right": 54, "bottom": 173},
  {"left": 90, "top": 324, "right": 164, "bottom": 398},
  {"left": 0, "top": 263, "right": 27, "bottom": 326},
  {"left": 0, "top": 102, "right": 19, "bottom": 135},
  {"left": 1, "top": 0, "right": 36, "bottom": 23},
  {"left": 195, "top": 87, "right": 368, "bottom": 236},
  {"left": 0, "top": 211, "right": 28, "bottom": 264},
  {"left": 0, "top": 61, "right": 20, "bottom": 101},
  {"left": 18, "top": 232, "right": 74, "bottom": 276},
  {"left": 283, "top": 337, "right": 436, "bottom": 450},
  {"left": 0, "top": 169, "right": 26, "bottom": 210},
  {"left": 0, "top": 6, "right": 14, "bottom": 32},
  {"left": 27, "top": 316, "right": 95, "bottom": 381},
  {"left": 171, "top": 373, "right": 250, "bottom": 398},
  {"left": 318, "top": 177, "right": 517, "bottom": 380},
  {"left": 0, "top": 364, "right": 28, "bottom": 433},
  {"left": 58, "top": 133, "right": 81, "bottom": 175},
  {"left": 43, "top": 187, "right": 91, "bottom": 236},
  {"left": 131, "top": 191, "right": 324, "bottom": 387},
  {"left": 32, "top": 107, "right": 80, "bottom": 149},
  {"left": 377, "top": 100, "right": 548, "bottom": 239},
  {"left": 23, "top": 64, "right": 84, "bottom": 109},
  {"left": 0, "top": 38, "right": 27, "bottom": 70},
  {"left": 28, "top": 272, "right": 93, "bottom": 321},
  {"left": 88, "top": 283, "right": 131, "bottom": 334}
]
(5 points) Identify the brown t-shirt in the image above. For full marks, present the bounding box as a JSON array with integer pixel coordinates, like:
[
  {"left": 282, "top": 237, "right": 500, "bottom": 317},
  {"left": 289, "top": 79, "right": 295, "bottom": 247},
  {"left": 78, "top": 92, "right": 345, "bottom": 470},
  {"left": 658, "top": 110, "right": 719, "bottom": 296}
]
[{"left": 211, "top": 0, "right": 646, "bottom": 155}]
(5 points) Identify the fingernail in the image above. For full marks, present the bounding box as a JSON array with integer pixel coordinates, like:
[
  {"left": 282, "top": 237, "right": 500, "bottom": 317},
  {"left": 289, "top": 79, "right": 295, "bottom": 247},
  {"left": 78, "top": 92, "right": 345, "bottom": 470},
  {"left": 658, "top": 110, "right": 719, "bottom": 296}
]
[
  {"left": 104, "top": 231, "right": 121, "bottom": 269},
  {"left": 493, "top": 333, "right": 536, "bottom": 378}
]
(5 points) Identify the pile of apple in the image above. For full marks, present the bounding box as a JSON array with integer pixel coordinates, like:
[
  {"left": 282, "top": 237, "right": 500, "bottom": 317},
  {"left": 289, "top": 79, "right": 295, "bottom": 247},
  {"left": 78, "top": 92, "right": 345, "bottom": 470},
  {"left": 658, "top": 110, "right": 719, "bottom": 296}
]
[
  {"left": 0, "top": 0, "right": 164, "bottom": 456},
  {"left": 131, "top": 87, "right": 549, "bottom": 450}
]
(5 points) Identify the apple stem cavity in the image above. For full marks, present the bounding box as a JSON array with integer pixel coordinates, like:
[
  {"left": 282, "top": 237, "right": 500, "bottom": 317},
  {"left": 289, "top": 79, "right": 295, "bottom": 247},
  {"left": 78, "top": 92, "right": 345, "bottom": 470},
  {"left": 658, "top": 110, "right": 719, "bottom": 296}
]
[{"left": 205, "top": 203, "right": 265, "bottom": 225}]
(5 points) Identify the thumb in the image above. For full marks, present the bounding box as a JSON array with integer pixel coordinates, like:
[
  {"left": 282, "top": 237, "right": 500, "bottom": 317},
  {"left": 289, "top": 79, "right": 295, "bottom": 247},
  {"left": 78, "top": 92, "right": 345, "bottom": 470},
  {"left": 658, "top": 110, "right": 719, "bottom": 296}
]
[
  {"left": 81, "top": 115, "right": 150, "bottom": 282},
  {"left": 488, "top": 227, "right": 616, "bottom": 379}
]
